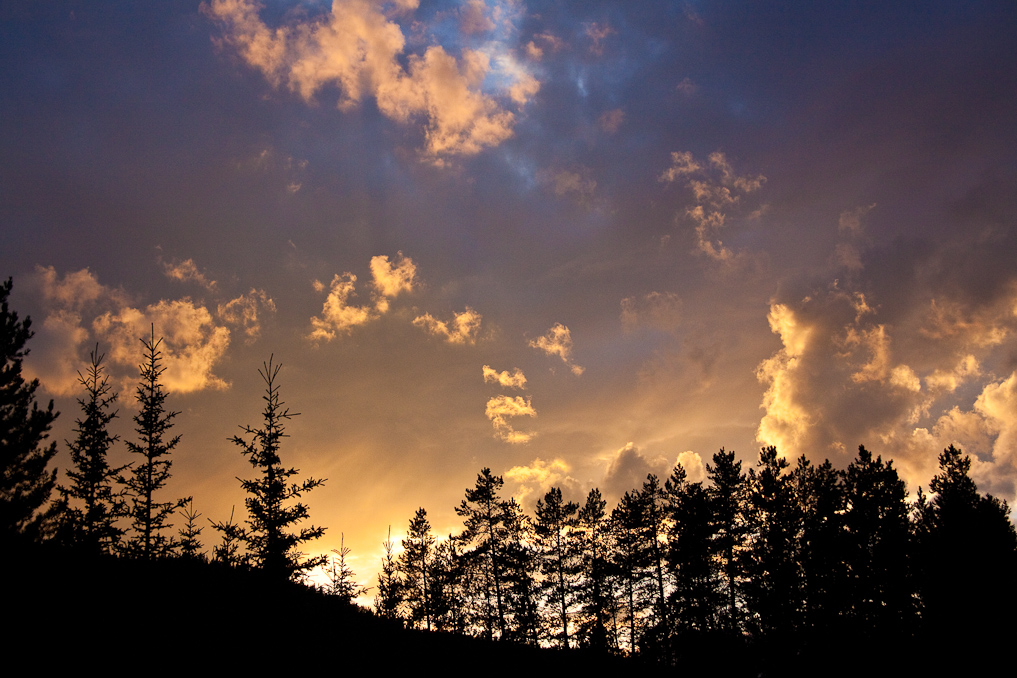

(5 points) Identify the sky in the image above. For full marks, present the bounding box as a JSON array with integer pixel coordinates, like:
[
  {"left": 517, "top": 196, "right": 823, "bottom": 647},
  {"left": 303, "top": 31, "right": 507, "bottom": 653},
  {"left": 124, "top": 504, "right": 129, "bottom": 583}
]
[{"left": 3, "top": 0, "right": 1017, "bottom": 585}]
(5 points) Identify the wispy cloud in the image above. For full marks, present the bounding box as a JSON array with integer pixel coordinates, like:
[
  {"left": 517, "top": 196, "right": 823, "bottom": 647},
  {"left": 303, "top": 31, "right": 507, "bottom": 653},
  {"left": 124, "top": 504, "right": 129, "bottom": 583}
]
[{"left": 482, "top": 365, "right": 527, "bottom": 389}]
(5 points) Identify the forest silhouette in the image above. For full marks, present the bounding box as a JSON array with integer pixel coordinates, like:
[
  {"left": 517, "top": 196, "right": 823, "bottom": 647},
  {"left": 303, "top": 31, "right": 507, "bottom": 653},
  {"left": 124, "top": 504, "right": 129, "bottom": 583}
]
[{"left": 3, "top": 276, "right": 1016, "bottom": 674}]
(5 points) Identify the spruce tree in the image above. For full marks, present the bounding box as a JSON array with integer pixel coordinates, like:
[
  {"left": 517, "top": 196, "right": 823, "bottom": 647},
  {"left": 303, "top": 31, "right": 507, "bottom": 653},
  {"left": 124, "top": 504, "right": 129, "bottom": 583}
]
[
  {"left": 122, "top": 327, "right": 188, "bottom": 559},
  {"left": 60, "top": 346, "right": 126, "bottom": 554},
  {"left": 230, "top": 356, "right": 326, "bottom": 582},
  {"left": 374, "top": 526, "right": 404, "bottom": 619},
  {"left": 399, "top": 508, "right": 436, "bottom": 630},
  {"left": 0, "top": 278, "right": 59, "bottom": 542},
  {"left": 177, "top": 498, "right": 204, "bottom": 560},
  {"left": 325, "top": 534, "right": 368, "bottom": 603}
]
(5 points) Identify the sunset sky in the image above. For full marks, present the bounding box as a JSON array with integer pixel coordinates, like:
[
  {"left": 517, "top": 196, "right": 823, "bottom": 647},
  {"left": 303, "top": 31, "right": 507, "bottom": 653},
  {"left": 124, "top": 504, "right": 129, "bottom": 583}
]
[{"left": 3, "top": 0, "right": 1016, "bottom": 584}]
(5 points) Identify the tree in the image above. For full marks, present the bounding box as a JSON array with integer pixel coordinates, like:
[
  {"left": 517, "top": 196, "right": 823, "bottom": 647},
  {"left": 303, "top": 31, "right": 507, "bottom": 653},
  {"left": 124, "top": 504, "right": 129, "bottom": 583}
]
[
  {"left": 211, "top": 506, "right": 244, "bottom": 567},
  {"left": 177, "top": 498, "right": 204, "bottom": 560},
  {"left": 914, "top": 445, "right": 1017, "bottom": 641},
  {"left": 399, "top": 508, "right": 436, "bottom": 630},
  {"left": 455, "top": 468, "right": 510, "bottom": 640},
  {"left": 122, "top": 327, "right": 188, "bottom": 559},
  {"left": 575, "top": 488, "right": 616, "bottom": 651},
  {"left": 230, "top": 356, "right": 326, "bottom": 582},
  {"left": 664, "top": 464, "right": 717, "bottom": 635},
  {"left": 706, "top": 448, "right": 749, "bottom": 635},
  {"left": 533, "top": 486, "right": 579, "bottom": 648},
  {"left": 0, "top": 278, "right": 59, "bottom": 542},
  {"left": 843, "top": 445, "right": 911, "bottom": 632},
  {"left": 59, "top": 346, "right": 126, "bottom": 554},
  {"left": 325, "top": 534, "right": 368, "bottom": 604},
  {"left": 743, "top": 446, "right": 802, "bottom": 638},
  {"left": 374, "top": 526, "right": 404, "bottom": 619}
]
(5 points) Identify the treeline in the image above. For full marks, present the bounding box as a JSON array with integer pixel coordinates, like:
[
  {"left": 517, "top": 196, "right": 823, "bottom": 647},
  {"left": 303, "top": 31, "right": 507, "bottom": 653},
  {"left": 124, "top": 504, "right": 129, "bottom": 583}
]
[
  {"left": 379, "top": 447, "right": 1017, "bottom": 663},
  {"left": 4, "top": 276, "right": 1017, "bottom": 670},
  {"left": 0, "top": 278, "right": 325, "bottom": 585}
]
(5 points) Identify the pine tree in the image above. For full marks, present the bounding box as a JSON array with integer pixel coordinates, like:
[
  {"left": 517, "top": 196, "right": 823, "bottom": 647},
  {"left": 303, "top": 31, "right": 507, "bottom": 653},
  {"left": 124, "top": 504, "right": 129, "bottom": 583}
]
[
  {"left": 0, "top": 278, "right": 59, "bottom": 542},
  {"left": 399, "top": 508, "right": 436, "bottom": 630},
  {"left": 59, "top": 346, "right": 126, "bottom": 554},
  {"left": 374, "top": 526, "right": 404, "bottom": 619},
  {"left": 455, "top": 468, "right": 510, "bottom": 640},
  {"left": 575, "top": 488, "right": 616, "bottom": 650},
  {"left": 533, "top": 486, "right": 579, "bottom": 648},
  {"left": 325, "top": 534, "right": 368, "bottom": 603},
  {"left": 177, "top": 498, "right": 204, "bottom": 560},
  {"left": 707, "top": 448, "right": 749, "bottom": 635},
  {"left": 230, "top": 356, "right": 326, "bottom": 582},
  {"left": 611, "top": 489, "right": 652, "bottom": 654},
  {"left": 122, "top": 327, "right": 188, "bottom": 559},
  {"left": 664, "top": 464, "right": 717, "bottom": 635}
]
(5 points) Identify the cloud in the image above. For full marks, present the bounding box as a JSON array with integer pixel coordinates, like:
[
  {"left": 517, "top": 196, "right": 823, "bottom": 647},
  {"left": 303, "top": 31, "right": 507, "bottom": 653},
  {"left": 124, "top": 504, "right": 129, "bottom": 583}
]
[
  {"left": 598, "top": 109, "right": 624, "bottom": 134},
  {"left": 27, "top": 266, "right": 232, "bottom": 396},
  {"left": 660, "top": 150, "right": 767, "bottom": 261},
  {"left": 413, "top": 307, "right": 482, "bottom": 344},
  {"left": 602, "top": 442, "right": 669, "bottom": 498},
  {"left": 529, "top": 322, "right": 584, "bottom": 375},
  {"left": 753, "top": 278, "right": 1017, "bottom": 499},
  {"left": 675, "top": 450, "right": 706, "bottom": 484},
  {"left": 459, "top": 0, "right": 494, "bottom": 34},
  {"left": 308, "top": 273, "right": 375, "bottom": 342},
  {"left": 584, "top": 22, "right": 614, "bottom": 56},
  {"left": 482, "top": 365, "right": 527, "bottom": 389},
  {"left": 485, "top": 394, "right": 536, "bottom": 443},
  {"left": 370, "top": 252, "right": 417, "bottom": 312},
  {"left": 163, "top": 258, "right": 216, "bottom": 290},
  {"left": 839, "top": 203, "right": 876, "bottom": 236},
  {"left": 536, "top": 167, "right": 597, "bottom": 202},
  {"left": 93, "top": 300, "right": 231, "bottom": 394},
  {"left": 218, "top": 288, "right": 276, "bottom": 344},
  {"left": 205, "top": 0, "right": 537, "bottom": 160},
  {"left": 504, "top": 457, "right": 579, "bottom": 506},
  {"left": 620, "top": 291, "right": 682, "bottom": 332},
  {"left": 675, "top": 77, "right": 697, "bottom": 95}
]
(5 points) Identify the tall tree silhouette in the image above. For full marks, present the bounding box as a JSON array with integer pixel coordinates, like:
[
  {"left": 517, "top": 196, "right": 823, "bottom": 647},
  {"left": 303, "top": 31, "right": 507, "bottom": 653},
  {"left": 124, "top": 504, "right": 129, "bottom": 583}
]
[
  {"left": 59, "top": 347, "right": 125, "bottom": 554},
  {"left": 843, "top": 445, "right": 911, "bottom": 632},
  {"left": 400, "top": 507, "right": 436, "bottom": 630},
  {"left": 533, "top": 486, "right": 579, "bottom": 648},
  {"left": 0, "top": 278, "right": 58, "bottom": 542},
  {"left": 123, "top": 327, "right": 188, "bottom": 559},
  {"left": 664, "top": 463, "right": 717, "bottom": 635},
  {"left": 374, "top": 526, "right": 403, "bottom": 619},
  {"left": 575, "top": 488, "right": 615, "bottom": 650},
  {"left": 914, "top": 445, "right": 1017, "bottom": 641},
  {"left": 230, "top": 356, "right": 326, "bottom": 582},
  {"left": 707, "top": 448, "right": 749, "bottom": 635},
  {"left": 456, "top": 468, "right": 509, "bottom": 640}
]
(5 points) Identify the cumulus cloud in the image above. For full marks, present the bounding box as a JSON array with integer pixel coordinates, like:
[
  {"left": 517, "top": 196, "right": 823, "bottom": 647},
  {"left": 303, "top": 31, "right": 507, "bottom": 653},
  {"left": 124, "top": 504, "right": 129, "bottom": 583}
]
[
  {"left": 218, "top": 288, "right": 276, "bottom": 343},
  {"left": 621, "top": 291, "right": 682, "bottom": 332},
  {"left": 660, "top": 150, "right": 766, "bottom": 261},
  {"left": 308, "top": 273, "right": 375, "bottom": 342},
  {"left": 26, "top": 266, "right": 232, "bottom": 396},
  {"left": 504, "top": 457, "right": 579, "bottom": 506},
  {"left": 205, "top": 0, "right": 537, "bottom": 160},
  {"left": 602, "top": 442, "right": 670, "bottom": 498},
  {"left": 163, "top": 258, "right": 216, "bottom": 290},
  {"left": 370, "top": 252, "right": 417, "bottom": 311},
  {"left": 675, "top": 450, "right": 706, "bottom": 484},
  {"left": 413, "top": 307, "right": 482, "bottom": 344},
  {"left": 529, "top": 322, "right": 584, "bottom": 375},
  {"left": 485, "top": 394, "right": 536, "bottom": 443},
  {"left": 482, "top": 365, "right": 527, "bottom": 389},
  {"left": 754, "top": 278, "right": 1017, "bottom": 499}
]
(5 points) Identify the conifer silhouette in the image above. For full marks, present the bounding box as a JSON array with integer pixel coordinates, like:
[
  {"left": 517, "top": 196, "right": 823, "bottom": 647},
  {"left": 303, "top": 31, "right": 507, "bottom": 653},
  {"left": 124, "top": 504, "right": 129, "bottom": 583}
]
[{"left": 230, "top": 356, "right": 326, "bottom": 581}]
